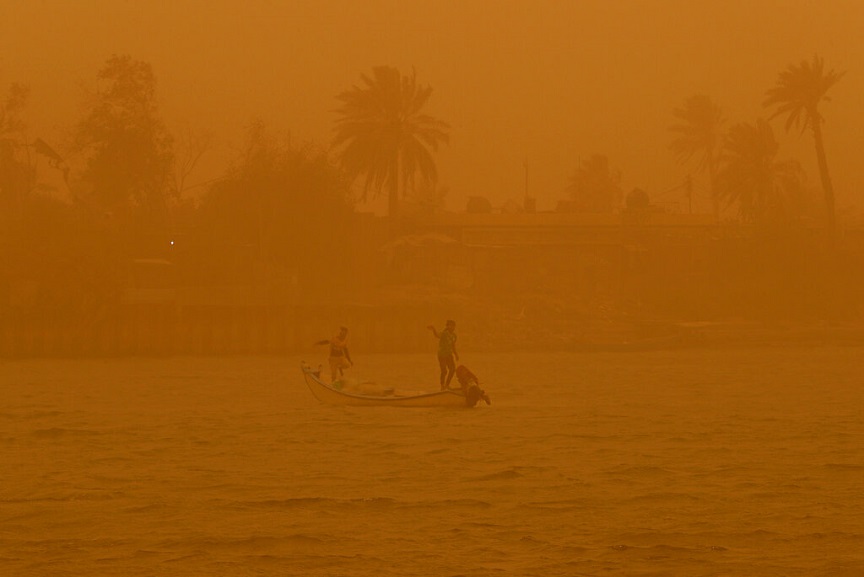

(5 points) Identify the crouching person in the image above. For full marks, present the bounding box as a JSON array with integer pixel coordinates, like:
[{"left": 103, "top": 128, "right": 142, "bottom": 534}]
[{"left": 455, "top": 365, "right": 491, "bottom": 407}]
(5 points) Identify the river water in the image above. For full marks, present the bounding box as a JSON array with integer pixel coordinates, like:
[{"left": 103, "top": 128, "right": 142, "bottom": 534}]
[{"left": 1, "top": 347, "right": 862, "bottom": 576}]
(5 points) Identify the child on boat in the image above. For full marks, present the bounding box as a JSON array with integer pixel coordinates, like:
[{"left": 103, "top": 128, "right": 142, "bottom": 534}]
[{"left": 315, "top": 326, "right": 353, "bottom": 382}]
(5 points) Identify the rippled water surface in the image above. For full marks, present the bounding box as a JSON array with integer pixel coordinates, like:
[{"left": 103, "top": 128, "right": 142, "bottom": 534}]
[{"left": 2, "top": 347, "right": 862, "bottom": 576}]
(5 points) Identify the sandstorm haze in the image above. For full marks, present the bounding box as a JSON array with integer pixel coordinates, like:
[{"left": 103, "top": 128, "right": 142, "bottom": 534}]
[
  {"left": 3, "top": 0, "right": 863, "bottom": 213},
  {"left": 2, "top": 3, "right": 864, "bottom": 576},
  {"left": 3, "top": 0, "right": 864, "bottom": 348}
]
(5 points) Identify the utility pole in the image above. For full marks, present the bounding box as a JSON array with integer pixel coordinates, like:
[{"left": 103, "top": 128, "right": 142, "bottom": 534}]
[
  {"left": 523, "top": 157, "right": 535, "bottom": 212},
  {"left": 685, "top": 174, "right": 693, "bottom": 215}
]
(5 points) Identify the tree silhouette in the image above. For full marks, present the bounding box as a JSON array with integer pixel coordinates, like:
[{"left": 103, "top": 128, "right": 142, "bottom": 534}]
[
  {"left": 0, "top": 82, "right": 126, "bottom": 320},
  {"left": 197, "top": 122, "right": 353, "bottom": 297},
  {"left": 332, "top": 66, "right": 449, "bottom": 219},
  {"left": 669, "top": 94, "right": 724, "bottom": 220},
  {"left": 0, "top": 83, "right": 32, "bottom": 221},
  {"left": 171, "top": 124, "right": 210, "bottom": 197},
  {"left": 0, "top": 83, "right": 28, "bottom": 136},
  {"left": 566, "top": 154, "right": 622, "bottom": 213},
  {"left": 716, "top": 119, "right": 805, "bottom": 226},
  {"left": 74, "top": 55, "right": 175, "bottom": 226},
  {"left": 764, "top": 55, "right": 844, "bottom": 241}
]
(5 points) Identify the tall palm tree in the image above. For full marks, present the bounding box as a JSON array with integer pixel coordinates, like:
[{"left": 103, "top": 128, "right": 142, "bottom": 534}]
[
  {"left": 332, "top": 66, "right": 450, "bottom": 219},
  {"left": 716, "top": 119, "right": 805, "bottom": 226},
  {"left": 764, "top": 54, "right": 844, "bottom": 240},
  {"left": 669, "top": 94, "right": 725, "bottom": 220}
]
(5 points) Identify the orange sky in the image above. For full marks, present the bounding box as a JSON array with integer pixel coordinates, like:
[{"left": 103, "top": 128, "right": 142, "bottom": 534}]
[{"left": 1, "top": 0, "right": 861, "bottom": 214}]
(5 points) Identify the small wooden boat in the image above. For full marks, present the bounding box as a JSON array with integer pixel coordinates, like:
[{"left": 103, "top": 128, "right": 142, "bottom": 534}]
[{"left": 301, "top": 363, "right": 481, "bottom": 407}]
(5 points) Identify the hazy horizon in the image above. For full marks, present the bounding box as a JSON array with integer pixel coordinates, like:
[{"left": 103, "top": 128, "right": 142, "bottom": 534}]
[
  {"left": 2, "top": 0, "right": 862, "bottom": 215},
  {"left": 3, "top": 5, "right": 864, "bottom": 575}
]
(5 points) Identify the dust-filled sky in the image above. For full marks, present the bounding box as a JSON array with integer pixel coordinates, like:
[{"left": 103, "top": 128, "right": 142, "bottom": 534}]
[{"left": 1, "top": 0, "right": 861, "bottom": 214}]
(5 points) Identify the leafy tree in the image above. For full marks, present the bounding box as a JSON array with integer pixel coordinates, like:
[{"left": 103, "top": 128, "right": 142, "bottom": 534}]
[
  {"left": 716, "top": 119, "right": 805, "bottom": 226},
  {"left": 332, "top": 66, "right": 449, "bottom": 219},
  {"left": 195, "top": 122, "right": 354, "bottom": 297},
  {"left": 0, "top": 82, "right": 124, "bottom": 320},
  {"left": 0, "top": 83, "right": 34, "bottom": 221},
  {"left": 764, "top": 55, "right": 844, "bottom": 240},
  {"left": 73, "top": 55, "right": 175, "bottom": 229},
  {"left": 669, "top": 94, "right": 725, "bottom": 220},
  {"left": 566, "top": 154, "right": 622, "bottom": 213},
  {"left": 0, "top": 83, "right": 28, "bottom": 131}
]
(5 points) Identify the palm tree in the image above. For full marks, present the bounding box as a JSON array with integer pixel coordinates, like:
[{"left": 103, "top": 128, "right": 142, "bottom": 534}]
[
  {"left": 764, "top": 55, "right": 844, "bottom": 240},
  {"left": 669, "top": 94, "right": 725, "bottom": 220},
  {"left": 332, "top": 66, "right": 450, "bottom": 220},
  {"left": 716, "top": 119, "right": 805, "bottom": 226}
]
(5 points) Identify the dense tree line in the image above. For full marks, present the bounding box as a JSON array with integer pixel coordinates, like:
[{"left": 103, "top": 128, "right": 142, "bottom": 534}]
[
  {"left": 0, "top": 52, "right": 851, "bottom": 324},
  {"left": 0, "top": 56, "right": 362, "bottom": 315}
]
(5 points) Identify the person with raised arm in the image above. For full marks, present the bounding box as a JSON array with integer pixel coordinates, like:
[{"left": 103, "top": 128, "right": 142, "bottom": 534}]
[
  {"left": 428, "top": 320, "right": 458, "bottom": 390},
  {"left": 315, "top": 326, "right": 353, "bottom": 382}
]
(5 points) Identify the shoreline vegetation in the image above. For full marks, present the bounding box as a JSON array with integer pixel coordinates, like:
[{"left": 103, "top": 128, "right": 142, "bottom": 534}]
[
  {"left": 4, "top": 212, "right": 864, "bottom": 359},
  {"left": 4, "top": 210, "right": 864, "bottom": 359},
  {"left": 3, "top": 57, "right": 861, "bottom": 359}
]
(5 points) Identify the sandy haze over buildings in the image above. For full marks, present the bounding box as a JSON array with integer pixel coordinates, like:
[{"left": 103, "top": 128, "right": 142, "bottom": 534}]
[
  {"left": 3, "top": 4, "right": 864, "bottom": 575},
  {"left": 1, "top": 0, "right": 862, "bottom": 214}
]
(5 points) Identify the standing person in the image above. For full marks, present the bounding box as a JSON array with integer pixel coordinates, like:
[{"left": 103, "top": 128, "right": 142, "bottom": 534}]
[
  {"left": 428, "top": 320, "right": 458, "bottom": 390},
  {"left": 315, "top": 326, "right": 353, "bottom": 382}
]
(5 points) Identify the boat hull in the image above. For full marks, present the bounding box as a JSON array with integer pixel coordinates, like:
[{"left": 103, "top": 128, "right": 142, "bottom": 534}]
[{"left": 301, "top": 364, "right": 469, "bottom": 407}]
